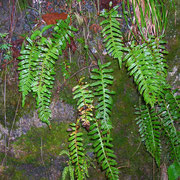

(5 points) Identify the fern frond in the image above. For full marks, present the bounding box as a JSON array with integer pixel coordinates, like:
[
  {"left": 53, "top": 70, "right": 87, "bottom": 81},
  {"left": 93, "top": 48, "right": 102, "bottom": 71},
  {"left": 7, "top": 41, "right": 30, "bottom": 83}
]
[
  {"left": 72, "top": 78, "right": 94, "bottom": 129},
  {"left": 18, "top": 31, "right": 41, "bottom": 107},
  {"left": 68, "top": 122, "right": 87, "bottom": 179},
  {"left": 18, "top": 20, "right": 77, "bottom": 126},
  {"left": 59, "top": 150, "right": 75, "bottom": 180},
  {"left": 89, "top": 119, "right": 119, "bottom": 179},
  {"left": 100, "top": 6, "right": 126, "bottom": 68},
  {"left": 53, "top": 16, "right": 78, "bottom": 55},
  {"left": 158, "top": 90, "right": 180, "bottom": 161},
  {"left": 124, "top": 37, "right": 168, "bottom": 107},
  {"left": 31, "top": 37, "right": 59, "bottom": 126},
  {"left": 91, "top": 60, "right": 115, "bottom": 132},
  {"left": 136, "top": 104, "right": 161, "bottom": 166}
]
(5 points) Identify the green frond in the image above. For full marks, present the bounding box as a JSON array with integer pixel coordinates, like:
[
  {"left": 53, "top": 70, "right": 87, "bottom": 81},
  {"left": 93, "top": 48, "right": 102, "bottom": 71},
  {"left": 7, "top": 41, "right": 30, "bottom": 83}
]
[
  {"left": 136, "top": 104, "right": 161, "bottom": 166},
  {"left": 158, "top": 90, "right": 180, "bottom": 161},
  {"left": 89, "top": 119, "right": 119, "bottom": 179},
  {"left": 91, "top": 60, "right": 115, "bottom": 132},
  {"left": 18, "top": 34, "right": 40, "bottom": 107},
  {"left": 68, "top": 122, "right": 88, "bottom": 180},
  {"left": 31, "top": 37, "right": 58, "bottom": 126},
  {"left": 60, "top": 150, "right": 75, "bottom": 180},
  {"left": 53, "top": 16, "right": 78, "bottom": 55},
  {"left": 18, "top": 19, "right": 77, "bottom": 126},
  {"left": 124, "top": 37, "right": 168, "bottom": 107},
  {"left": 100, "top": 6, "right": 126, "bottom": 68}
]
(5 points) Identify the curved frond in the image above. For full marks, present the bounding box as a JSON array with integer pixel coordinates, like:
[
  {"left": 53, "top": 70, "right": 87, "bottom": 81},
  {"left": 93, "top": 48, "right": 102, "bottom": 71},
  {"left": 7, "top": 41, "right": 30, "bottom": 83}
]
[
  {"left": 18, "top": 18, "right": 77, "bottom": 126},
  {"left": 31, "top": 37, "right": 58, "bottom": 126},
  {"left": 124, "top": 37, "right": 168, "bottom": 107}
]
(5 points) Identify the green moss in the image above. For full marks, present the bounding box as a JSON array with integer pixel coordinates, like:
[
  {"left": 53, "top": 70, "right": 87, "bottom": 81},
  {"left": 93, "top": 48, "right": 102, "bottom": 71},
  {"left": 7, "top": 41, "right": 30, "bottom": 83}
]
[{"left": 13, "top": 122, "right": 69, "bottom": 164}]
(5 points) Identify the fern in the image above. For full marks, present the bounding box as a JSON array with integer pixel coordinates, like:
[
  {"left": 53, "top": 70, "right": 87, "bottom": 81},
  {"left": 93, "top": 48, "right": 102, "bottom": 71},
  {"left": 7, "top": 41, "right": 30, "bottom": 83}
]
[
  {"left": 32, "top": 36, "right": 59, "bottom": 126},
  {"left": 18, "top": 30, "right": 43, "bottom": 107},
  {"left": 123, "top": 37, "right": 168, "bottom": 107},
  {"left": 135, "top": 104, "right": 161, "bottom": 166},
  {"left": 89, "top": 60, "right": 119, "bottom": 179},
  {"left": 158, "top": 90, "right": 180, "bottom": 161},
  {"left": 89, "top": 119, "right": 119, "bottom": 179},
  {"left": 53, "top": 16, "right": 77, "bottom": 55},
  {"left": 100, "top": 6, "right": 126, "bottom": 68},
  {"left": 66, "top": 80, "right": 94, "bottom": 180},
  {"left": 59, "top": 150, "right": 75, "bottom": 180},
  {"left": 68, "top": 122, "right": 89, "bottom": 179},
  {"left": 91, "top": 60, "right": 115, "bottom": 133},
  {"left": 19, "top": 26, "right": 57, "bottom": 126},
  {"left": 72, "top": 78, "right": 94, "bottom": 130},
  {"left": 18, "top": 18, "right": 77, "bottom": 126}
]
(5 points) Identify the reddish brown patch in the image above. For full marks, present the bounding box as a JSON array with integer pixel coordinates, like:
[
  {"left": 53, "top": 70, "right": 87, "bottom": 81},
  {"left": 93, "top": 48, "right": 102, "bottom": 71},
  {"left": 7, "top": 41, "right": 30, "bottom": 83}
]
[
  {"left": 42, "top": 12, "right": 68, "bottom": 25},
  {"left": 90, "top": 24, "right": 102, "bottom": 33},
  {"left": 96, "top": 0, "right": 121, "bottom": 11}
]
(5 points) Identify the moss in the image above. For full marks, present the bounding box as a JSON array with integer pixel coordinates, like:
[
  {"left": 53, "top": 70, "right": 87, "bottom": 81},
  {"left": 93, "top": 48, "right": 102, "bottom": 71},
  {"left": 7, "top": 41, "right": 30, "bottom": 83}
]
[{"left": 13, "top": 122, "right": 69, "bottom": 164}]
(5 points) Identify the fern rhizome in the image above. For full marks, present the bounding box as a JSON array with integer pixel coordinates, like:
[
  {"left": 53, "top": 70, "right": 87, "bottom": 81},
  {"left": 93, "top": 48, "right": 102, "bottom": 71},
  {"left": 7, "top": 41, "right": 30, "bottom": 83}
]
[{"left": 18, "top": 1, "right": 179, "bottom": 179}]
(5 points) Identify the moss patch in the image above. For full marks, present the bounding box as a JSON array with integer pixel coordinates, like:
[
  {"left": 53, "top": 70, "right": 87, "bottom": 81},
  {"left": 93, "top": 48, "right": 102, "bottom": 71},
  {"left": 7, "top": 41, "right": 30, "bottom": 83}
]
[{"left": 12, "top": 122, "right": 69, "bottom": 164}]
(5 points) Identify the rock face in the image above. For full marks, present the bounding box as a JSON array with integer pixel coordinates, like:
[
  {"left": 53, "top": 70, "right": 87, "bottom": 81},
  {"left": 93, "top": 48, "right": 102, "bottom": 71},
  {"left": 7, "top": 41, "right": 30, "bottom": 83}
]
[
  {"left": 168, "top": 65, "right": 180, "bottom": 94},
  {"left": 0, "top": 100, "right": 75, "bottom": 151}
]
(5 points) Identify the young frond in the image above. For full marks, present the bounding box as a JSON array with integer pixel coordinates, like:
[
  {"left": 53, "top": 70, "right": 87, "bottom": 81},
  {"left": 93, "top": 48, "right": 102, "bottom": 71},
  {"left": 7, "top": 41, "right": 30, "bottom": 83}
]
[
  {"left": 136, "top": 104, "right": 161, "bottom": 166},
  {"left": 53, "top": 16, "right": 78, "bottom": 55},
  {"left": 59, "top": 150, "right": 75, "bottom": 180}
]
